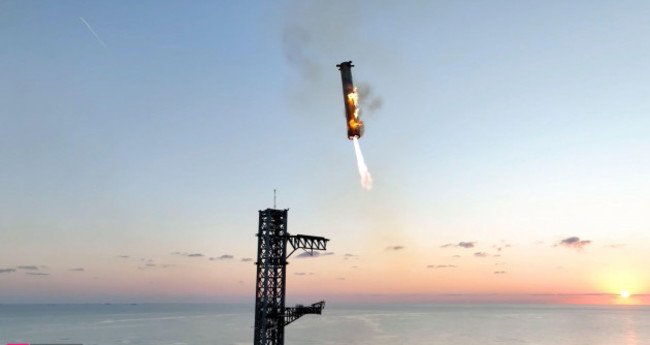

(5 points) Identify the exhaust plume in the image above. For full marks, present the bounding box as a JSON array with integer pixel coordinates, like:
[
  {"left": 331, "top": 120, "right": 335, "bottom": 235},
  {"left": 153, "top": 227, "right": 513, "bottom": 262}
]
[
  {"left": 356, "top": 82, "right": 383, "bottom": 115},
  {"left": 79, "top": 17, "right": 107, "bottom": 48},
  {"left": 352, "top": 137, "right": 372, "bottom": 190}
]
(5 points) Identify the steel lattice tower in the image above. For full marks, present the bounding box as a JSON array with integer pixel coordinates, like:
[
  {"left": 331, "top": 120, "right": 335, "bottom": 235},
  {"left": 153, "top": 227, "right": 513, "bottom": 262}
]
[{"left": 254, "top": 208, "right": 329, "bottom": 345}]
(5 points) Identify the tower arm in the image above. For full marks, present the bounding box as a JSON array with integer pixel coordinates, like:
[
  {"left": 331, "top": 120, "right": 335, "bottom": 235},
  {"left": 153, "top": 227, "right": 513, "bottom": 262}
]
[
  {"left": 283, "top": 301, "right": 325, "bottom": 327},
  {"left": 287, "top": 234, "right": 329, "bottom": 258}
]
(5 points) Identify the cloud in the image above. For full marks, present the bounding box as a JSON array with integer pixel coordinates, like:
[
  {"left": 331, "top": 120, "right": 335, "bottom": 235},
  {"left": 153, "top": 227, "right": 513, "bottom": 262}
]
[
  {"left": 145, "top": 264, "right": 156, "bottom": 267},
  {"left": 386, "top": 246, "right": 404, "bottom": 251},
  {"left": 173, "top": 252, "right": 204, "bottom": 257},
  {"left": 27, "top": 272, "right": 49, "bottom": 276},
  {"left": 322, "top": 252, "right": 335, "bottom": 256},
  {"left": 343, "top": 253, "right": 359, "bottom": 260},
  {"left": 241, "top": 258, "right": 253, "bottom": 262},
  {"left": 441, "top": 242, "right": 476, "bottom": 249},
  {"left": 555, "top": 237, "right": 592, "bottom": 250},
  {"left": 0, "top": 268, "right": 16, "bottom": 274},
  {"left": 474, "top": 252, "right": 489, "bottom": 258},
  {"left": 68, "top": 268, "right": 85, "bottom": 272},
  {"left": 426, "top": 265, "right": 457, "bottom": 269},
  {"left": 294, "top": 272, "right": 307, "bottom": 276},
  {"left": 493, "top": 243, "right": 513, "bottom": 252},
  {"left": 17, "top": 265, "right": 39, "bottom": 270},
  {"left": 210, "top": 255, "right": 234, "bottom": 261},
  {"left": 605, "top": 244, "right": 626, "bottom": 249},
  {"left": 161, "top": 264, "right": 174, "bottom": 268},
  {"left": 296, "top": 251, "right": 321, "bottom": 258},
  {"left": 451, "top": 255, "right": 461, "bottom": 258},
  {"left": 117, "top": 255, "right": 129, "bottom": 259},
  {"left": 493, "top": 271, "right": 507, "bottom": 274}
]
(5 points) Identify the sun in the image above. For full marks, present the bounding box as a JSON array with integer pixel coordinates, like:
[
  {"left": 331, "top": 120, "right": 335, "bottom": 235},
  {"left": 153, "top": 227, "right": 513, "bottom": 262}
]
[{"left": 620, "top": 291, "right": 631, "bottom": 298}]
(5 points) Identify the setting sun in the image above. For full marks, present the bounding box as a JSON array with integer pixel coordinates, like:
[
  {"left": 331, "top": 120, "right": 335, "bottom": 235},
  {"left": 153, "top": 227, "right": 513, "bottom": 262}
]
[{"left": 621, "top": 291, "right": 631, "bottom": 298}]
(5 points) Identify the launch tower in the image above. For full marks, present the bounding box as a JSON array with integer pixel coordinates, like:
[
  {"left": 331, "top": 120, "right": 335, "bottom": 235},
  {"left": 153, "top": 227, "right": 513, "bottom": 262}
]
[{"left": 253, "top": 208, "right": 329, "bottom": 345}]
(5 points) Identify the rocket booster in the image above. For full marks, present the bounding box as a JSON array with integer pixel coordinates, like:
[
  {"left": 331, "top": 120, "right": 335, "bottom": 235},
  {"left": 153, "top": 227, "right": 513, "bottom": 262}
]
[{"left": 337, "top": 61, "right": 364, "bottom": 140}]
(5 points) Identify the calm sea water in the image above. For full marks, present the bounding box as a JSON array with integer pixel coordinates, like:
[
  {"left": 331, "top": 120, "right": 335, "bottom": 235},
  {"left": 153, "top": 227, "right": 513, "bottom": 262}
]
[{"left": 1, "top": 303, "right": 648, "bottom": 345}]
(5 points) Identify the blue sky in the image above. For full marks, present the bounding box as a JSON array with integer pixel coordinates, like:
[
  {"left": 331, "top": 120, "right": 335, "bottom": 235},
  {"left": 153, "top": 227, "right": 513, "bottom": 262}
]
[{"left": 1, "top": 1, "right": 649, "bottom": 303}]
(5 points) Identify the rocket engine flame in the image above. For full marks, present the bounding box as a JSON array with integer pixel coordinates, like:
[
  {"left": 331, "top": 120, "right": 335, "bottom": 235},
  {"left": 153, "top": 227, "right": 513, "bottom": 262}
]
[
  {"left": 352, "top": 137, "right": 372, "bottom": 190},
  {"left": 346, "top": 87, "right": 363, "bottom": 135},
  {"left": 347, "top": 87, "right": 359, "bottom": 118}
]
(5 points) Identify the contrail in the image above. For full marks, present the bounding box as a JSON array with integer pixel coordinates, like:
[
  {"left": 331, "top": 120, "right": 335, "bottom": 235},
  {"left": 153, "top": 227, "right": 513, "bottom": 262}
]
[
  {"left": 352, "top": 137, "right": 372, "bottom": 190},
  {"left": 79, "top": 17, "right": 107, "bottom": 48}
]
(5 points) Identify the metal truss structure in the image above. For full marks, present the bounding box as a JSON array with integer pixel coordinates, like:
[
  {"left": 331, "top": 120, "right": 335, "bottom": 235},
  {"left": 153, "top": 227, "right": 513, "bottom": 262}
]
[{"left": 253, "top": 208, "right": 329, "bottom": 345}]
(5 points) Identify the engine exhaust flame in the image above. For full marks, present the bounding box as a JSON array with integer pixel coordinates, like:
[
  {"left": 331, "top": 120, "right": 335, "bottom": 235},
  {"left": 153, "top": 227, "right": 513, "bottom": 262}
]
[
  {"left": 347, "top": 87, "right": 359, "bottom": 119},
  {"left": 352, "top": 137, "right": 372, "bottom": 190},
  {"left": 346, "top": 87, "right": 363, "bottom": 136}
]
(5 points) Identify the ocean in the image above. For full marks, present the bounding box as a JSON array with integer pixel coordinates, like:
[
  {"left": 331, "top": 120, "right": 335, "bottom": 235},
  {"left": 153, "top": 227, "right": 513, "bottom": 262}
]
[{"left": 1, "top": 303, "right": 648, "bottom": 345}]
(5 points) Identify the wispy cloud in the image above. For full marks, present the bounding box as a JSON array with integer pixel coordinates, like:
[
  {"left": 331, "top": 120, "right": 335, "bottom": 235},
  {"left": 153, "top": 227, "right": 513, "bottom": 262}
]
[
  {"left": 173, "top": 252, "right": 204, "bottom": 258},
  {"left": 210, "top": 255, "right": 234, "bottom": 261},
  {"left": 241, "top": 258, "right": 253, "bottom": 262},
  {"left": 294, "top": 272, "right": 307, "bottom": 276},
  {"left": 79, "top": 17, "right": 107, "bottom": 48},
  {"left": 494, "top": 271, "right": 507, "bottom": 274},
  {"left": 27, "top": 272, "right": 49, "bottom": 276},
  {"left": 493, "top": 243, "right": 513, "bottom": 252},
  {"left": 117, "top": 255, "right": 129, "bottom": 259},
  {"left": 296, "top": 251, "right": 321, "bottom": 258},
  {"left": 0, "top": 268, "right": 16, "bottom": 274},
  {"left": 427, "top": 264, "right": 457, "bottom": 269},
  {"left": 295, "top": 251, "right": 333, "bottom": 258},
  {"left": 441, "top": 241, "right": 476, "bottom": 249},
  {"left": 555, "top": 237, "right": 591, "bottom": 250},
  {"left": 474, "top": 252, "right": 489, "bottom": 258},
  {"left": 605, "top": 244, "right": 626, "bottom": 249},
  {"left": 68, "top": 268, "right": 85, "bottom": 272},
  {"left": 343, "top": 253, "right": 358, "bottom": 260},
  {"left": 17, "top": 265, "right": 39, "bottom": 270},
  {"left": 386, "top": 245, "right": 404, "bottom": 251}
]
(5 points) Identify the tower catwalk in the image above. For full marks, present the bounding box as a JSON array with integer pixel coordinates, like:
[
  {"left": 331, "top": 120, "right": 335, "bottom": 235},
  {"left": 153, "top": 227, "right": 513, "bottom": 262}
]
[{"left": 254, "top": 208, "right": 329, "bottom": 345}]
